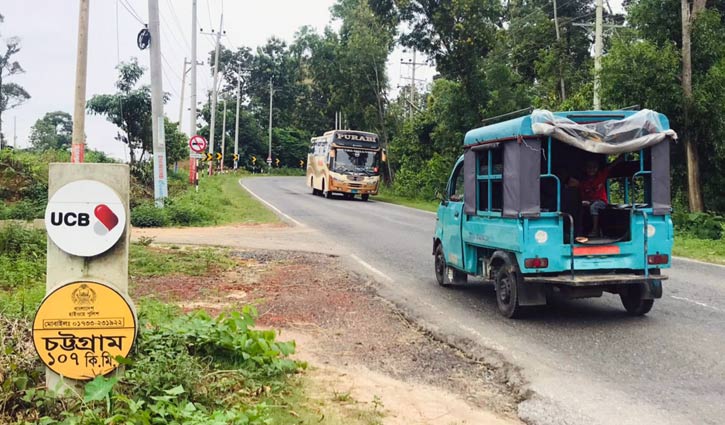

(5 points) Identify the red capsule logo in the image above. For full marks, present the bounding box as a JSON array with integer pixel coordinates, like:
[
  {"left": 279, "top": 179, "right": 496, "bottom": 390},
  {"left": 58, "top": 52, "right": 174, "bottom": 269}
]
[{"left": 93, "top": 204, "right": 119, "bottom": 235}]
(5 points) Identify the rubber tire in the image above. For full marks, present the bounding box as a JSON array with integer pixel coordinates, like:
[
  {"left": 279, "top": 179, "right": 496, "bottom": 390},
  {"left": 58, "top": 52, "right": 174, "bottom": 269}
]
[
  {"left": 620, "top": 285, "right": 655, "bottom": 316},
  {"left": 434, "top": 244, "right": 467, "bottom": 287},
  {"left": 494, "top": 264, "right": 523, "bottom": 318},
  {"left": 361, "top": 194, "right": 370, "bottom": 201}
]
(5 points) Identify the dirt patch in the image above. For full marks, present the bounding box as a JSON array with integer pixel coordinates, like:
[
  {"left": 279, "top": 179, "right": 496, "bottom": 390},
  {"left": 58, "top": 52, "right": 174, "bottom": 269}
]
[{"left": 130, "top": 248, "right": 523, "bottom": 424}]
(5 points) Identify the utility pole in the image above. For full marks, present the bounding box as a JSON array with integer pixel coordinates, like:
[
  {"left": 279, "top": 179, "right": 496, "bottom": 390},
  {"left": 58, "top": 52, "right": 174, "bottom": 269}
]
[
  {"left": 203, "top": 14, "right": 223, "bottom": 175},
  {"left": 552, "top": 0, "right": 566, "bottom": 101},
  {"left": 593, "top": 0, "right": 603, "bottom": 109},
  {"left": 148, "top": 0, "right": 168, "bottom": 206},
  {"left": 220, "top": 99, "right": 227, "bottom": 172},
  {"left": 573, "top": 11, "right": 623, "bottom": 109},
  {"left": 13, "top": 116, "right": 17, "bottom": 148},
  {"left": 267, "top": 77, "right": 273, "bottom": 170},
  {"left": 190, "top": 0, "right": 197, "bottom": 138},
  {"left": 400, "top": 50, "right": 426, "bottom": 119},
  {"left": 178, "top": 58, "right": 190, "bottom": 128},
  {"left": 71, "top": 0, "right": 90, "bottom": 163},
  {"left": 234, "top": 65, "right": 241, "bottom": 170}
]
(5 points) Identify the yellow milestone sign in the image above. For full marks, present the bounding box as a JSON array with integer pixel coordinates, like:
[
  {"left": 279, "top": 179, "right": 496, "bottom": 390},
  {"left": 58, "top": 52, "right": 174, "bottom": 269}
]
[{"left": 32, "top": 281, "right": 137, "bottom": 381}]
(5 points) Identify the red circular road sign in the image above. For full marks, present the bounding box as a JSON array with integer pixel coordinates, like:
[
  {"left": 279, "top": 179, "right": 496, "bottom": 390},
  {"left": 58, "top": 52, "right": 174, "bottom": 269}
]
[{"left": 189, "top": 135, "right": 208, "bottom": 153}]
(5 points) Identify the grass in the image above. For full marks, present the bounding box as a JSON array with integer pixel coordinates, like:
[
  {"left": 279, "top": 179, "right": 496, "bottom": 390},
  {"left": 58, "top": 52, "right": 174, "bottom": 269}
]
[
  {"left": 132, "top": 172, "right": 280, "bottom": 227},
  {"left": 129, "top": 244, "right": 238, "bottom": 277},
  {"left": 373, "top": 187, "right": 439, "bottom": 212},
  {"left": 184, "top": 172, "right": 279, "bottom": 225},
  {"left": 265, "top": 375, "right": 384, "bottom": 425},
  {"left": 672, "top": 235, "right": 725, "bottom": 265}
]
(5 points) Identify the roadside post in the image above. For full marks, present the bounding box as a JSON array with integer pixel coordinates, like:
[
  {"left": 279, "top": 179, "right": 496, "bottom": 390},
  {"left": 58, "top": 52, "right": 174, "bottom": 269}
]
[
  {"left": 35, "top": 163, "right": 136, "bottom": 394},
  {"left": 189, "top": 135, "right": 207, "bottom": 190}
]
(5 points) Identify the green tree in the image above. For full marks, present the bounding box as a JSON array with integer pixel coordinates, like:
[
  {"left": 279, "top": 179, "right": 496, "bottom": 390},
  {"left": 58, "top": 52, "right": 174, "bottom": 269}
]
[
  {"left": 164, "top": 118, "right": 188, "bottom": 166},
  {"left": 87, "top": 59, "right": 160, "bottom": 169},
  {"left": 615, "top": 0, "right": 725, "bottom": 211},
  {"left": 28, "top": 111, "right": 73, "bottom": 151},
  {"left": 0, "top": 13, "right": 30, "bottom": 147}
]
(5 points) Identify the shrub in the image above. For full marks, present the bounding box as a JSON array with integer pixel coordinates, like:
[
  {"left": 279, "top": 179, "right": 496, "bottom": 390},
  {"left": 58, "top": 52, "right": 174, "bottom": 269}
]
[
  {"left": 0, "top": 226, "right": 46, "bottom": 259},
  {"left": 131, "top": 203, "right": 168, "bottom": 227},
  {"left": 672, "top": 211, "right": 723, "bottom": 240},
  {"left": 166, "top": 202, "right": 212, "bottom": 226}
]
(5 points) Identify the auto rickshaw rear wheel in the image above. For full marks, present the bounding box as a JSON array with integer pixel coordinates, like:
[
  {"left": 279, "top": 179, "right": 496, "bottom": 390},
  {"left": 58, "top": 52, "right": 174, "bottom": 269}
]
[
  {"left": 494, "top": 265, "right": 523, "bottom": 318},
  {"left": 620, "top": 284, "right": 654, "bottom": 316},
  {"left": 434, "top": 244, "right": 466, "bottom": 287}
]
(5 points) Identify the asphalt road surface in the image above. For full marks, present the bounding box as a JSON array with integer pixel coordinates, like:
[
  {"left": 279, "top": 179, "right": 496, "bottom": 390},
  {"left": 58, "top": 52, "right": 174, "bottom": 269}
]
[{"left": 242, "top": 176, "right": 725, "bottom": 425}]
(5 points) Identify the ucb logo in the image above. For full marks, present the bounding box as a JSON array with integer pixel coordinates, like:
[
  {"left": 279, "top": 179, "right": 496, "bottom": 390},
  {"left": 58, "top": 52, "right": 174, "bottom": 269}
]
[
  {"left": 49, "top": 204, "right": 119, "bottom": 235},
  {"left": 50, "top": 212, "right": 90, "bottom": 226}
]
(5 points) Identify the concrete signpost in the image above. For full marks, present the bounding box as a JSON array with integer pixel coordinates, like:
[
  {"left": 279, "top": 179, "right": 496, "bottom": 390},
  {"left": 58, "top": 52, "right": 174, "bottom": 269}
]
[{"left": 34, "top": 163, "right": 136, "bottom": 392}]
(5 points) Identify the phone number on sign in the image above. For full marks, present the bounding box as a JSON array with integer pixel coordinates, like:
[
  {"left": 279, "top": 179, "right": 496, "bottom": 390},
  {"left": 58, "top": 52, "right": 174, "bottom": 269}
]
[{"left": 42, "top": 318, "right": 126, "bottom": 329}]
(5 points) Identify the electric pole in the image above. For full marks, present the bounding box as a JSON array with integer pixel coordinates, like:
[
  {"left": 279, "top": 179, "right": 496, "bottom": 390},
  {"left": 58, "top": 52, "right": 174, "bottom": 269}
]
[
  {"left": 400, "top": 50, "right": 426, "bottom": 119},
  {"left": 267, "top": 77, "right": 273, "bottom": 170},
  {"left": 593, "top": 0, "right": 603, "bottom": 109},
  {"left": 71, "top": 0, "right": 90, "bottom": 163},
  {"left": 190, "top": 0, "right": 197, "bottom": 138},
  {"left": 234, "top": 65, "right": 241, "bottom": 170},
  {"left": 552, "top": 0, "right": 566, "bottom": 101},
  {"left": 148, "top": 0, "right": 168, "bottom": 206},
  {"left": 573, "top": 9, "right": 623, "bottom": 109},
  {"left": 178, "top": 57, "right": 190, "bottom": 128},
  {"left": 203, "top": 14, "right": 223, "bottom": 175},
  {"left": 220, "top": 99, "right": 227, "bottom": 172}
]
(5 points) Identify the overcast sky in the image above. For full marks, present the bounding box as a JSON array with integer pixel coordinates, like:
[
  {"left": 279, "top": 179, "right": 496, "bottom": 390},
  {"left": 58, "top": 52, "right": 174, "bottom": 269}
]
[{"left": 2, "top": 0, "right": 434, "bottom": 159}]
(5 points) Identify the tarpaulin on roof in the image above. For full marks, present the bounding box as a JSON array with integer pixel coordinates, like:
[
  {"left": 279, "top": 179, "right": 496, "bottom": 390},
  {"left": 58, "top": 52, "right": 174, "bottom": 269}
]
[{"left": 531, "top": 109, "right": 677, "bottom": 154}]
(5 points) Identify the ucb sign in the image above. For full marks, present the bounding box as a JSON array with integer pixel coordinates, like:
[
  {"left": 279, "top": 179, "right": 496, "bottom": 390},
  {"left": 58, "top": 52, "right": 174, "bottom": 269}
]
[{"left": 45, "top": 180, "right": 126, "bottom": 257}]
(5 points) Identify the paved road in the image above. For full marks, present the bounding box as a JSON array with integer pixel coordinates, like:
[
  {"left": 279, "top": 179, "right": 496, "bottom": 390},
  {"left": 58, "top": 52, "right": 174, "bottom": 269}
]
[{"left": 242, "top": 176, "right": 725, "bottom": 425}]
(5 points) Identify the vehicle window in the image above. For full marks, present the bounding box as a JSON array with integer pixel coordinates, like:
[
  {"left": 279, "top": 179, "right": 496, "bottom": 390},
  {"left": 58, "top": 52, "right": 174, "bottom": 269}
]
[
  {"left": 476, "top": 147, "right": 503, "bottom": 213},
  {"left": 450, "top": 164, "right": 465, "bottom": 202}
]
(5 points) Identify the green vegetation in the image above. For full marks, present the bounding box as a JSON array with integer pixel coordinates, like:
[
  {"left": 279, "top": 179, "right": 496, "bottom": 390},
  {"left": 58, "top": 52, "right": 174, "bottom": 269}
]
[
  {"left": 0, "top": 229, "right": 384, "bottom": 424},
  {"left": 375, "top": 186, "right": 438, "bottom": 213},
  {"left": 673, "top": 237, "right": 725, "bottom": 265},
  {"left": 129, "top": 244, "right": 236, "bottom": 278},
  {"left": 131, "top": 173, "right": 279, "bottom": 227}
]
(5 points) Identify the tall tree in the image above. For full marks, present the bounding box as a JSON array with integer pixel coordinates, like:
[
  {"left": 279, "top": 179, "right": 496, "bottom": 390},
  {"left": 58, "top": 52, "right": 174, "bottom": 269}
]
[
  {"left": 0, "top": 13, "right": 30, "bottom": 147},
  {"left": 87, "top": 59, "right": 165, "bottom": 170},
  {"left": 680, "top": 0, "right": 707, "bottom": 211},
  {"left": 29, "top": 111, "right": 73, "bottom": 151}
]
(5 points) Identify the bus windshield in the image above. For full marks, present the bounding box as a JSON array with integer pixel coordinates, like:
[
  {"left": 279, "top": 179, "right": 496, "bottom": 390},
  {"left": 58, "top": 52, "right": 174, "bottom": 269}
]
[{"left": 333, "top": 149, "right": 378, "bottom": 174}]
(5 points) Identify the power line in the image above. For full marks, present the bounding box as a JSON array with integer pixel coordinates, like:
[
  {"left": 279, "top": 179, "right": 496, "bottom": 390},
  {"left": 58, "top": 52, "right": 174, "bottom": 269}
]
[
  {"left": 164, "top": 0, "right": 191, "bottom": 50},
  {"left": 118, "top": 0, "right": 145, "bottom": 25}
]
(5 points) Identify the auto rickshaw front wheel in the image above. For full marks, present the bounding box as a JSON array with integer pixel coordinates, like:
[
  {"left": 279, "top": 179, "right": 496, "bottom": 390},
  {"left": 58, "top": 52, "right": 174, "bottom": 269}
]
[
  {"left": 494, "top": 264, "right": 523, "bottom": 318},
  {"left": 620, "top": 284, "right": 655, "bottom": 316}
]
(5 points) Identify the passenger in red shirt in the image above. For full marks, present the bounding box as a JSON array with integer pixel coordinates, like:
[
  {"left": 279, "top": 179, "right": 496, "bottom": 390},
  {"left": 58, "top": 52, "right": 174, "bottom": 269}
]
[{"left": 567, "top": 155, "right": 624, "bottom": 237}]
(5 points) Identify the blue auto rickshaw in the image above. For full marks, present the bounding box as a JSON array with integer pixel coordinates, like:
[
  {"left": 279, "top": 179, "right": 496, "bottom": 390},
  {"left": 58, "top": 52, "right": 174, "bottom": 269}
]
[{"left": 433, "top": 109, "right": 676, "bottom": 318}]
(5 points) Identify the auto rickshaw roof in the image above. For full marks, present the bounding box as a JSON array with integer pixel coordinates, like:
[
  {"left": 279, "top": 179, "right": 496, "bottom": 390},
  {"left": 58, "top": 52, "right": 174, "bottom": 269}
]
[{"left": 464, "top": 109, "right": 674, "bottom": 154}]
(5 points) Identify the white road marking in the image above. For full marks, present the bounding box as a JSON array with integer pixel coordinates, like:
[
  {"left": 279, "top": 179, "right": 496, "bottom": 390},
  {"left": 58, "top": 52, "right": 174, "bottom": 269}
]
[
  {"left": 374, "top": 199, "right": 437, "bottom": 216},
  {"left": 238, "top": 179, "right": 304, "bottom": 227},
  {"left": 672, "top": 256, "right": 725, "bottom": 269},
  {"left": 350, "top": 253, "right": 394, "bottom": 282},
  {"left": 670, "top": 295, "right": 724, "bottom": 312}
]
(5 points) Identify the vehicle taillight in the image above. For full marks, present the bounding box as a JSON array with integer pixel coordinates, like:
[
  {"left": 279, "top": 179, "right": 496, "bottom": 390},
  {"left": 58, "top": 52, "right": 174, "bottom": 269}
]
[
  {"left": 647, "top": 254, "right": 669, "bottom": 265},
  {"left": 373, "top": 166, "right": 379, "bottom": 173},
  {"left": 524, "top": 258, "right": 548, "bottom": 269}
]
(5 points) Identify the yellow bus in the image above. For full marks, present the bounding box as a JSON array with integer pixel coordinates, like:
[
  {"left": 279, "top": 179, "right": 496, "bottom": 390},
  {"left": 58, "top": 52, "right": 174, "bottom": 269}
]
[{"left": 306, "top": 130, "right": 384, "bottom": 201}]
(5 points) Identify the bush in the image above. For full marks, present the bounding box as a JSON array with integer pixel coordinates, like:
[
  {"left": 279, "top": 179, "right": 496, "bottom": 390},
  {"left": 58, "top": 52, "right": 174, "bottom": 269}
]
[
  {"left": 166, "top": 202, "right": 212, "bottom": 226},
  {"left": 131, "top": 203, "right": 168, "bottom": 227},
  {"left": 672, "top": 211, "right": 723, "bottom": 240},
  {"left": 0, "top": 226, "right": 46, "bottom": 259}
]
